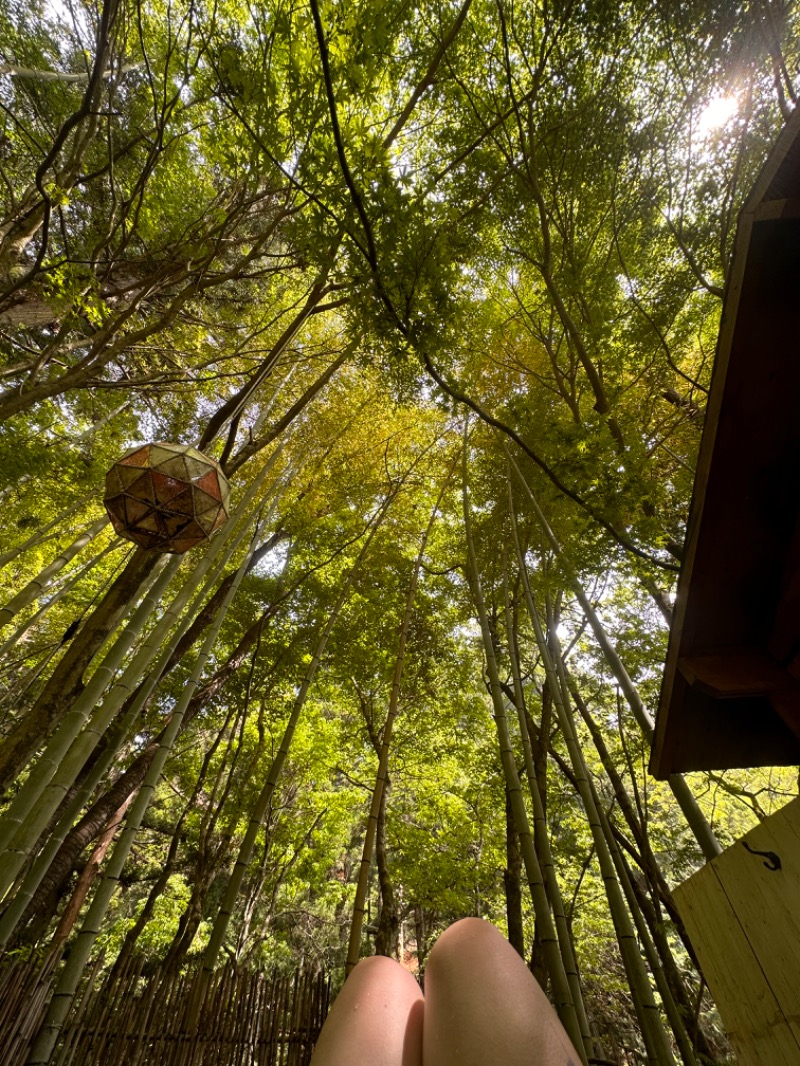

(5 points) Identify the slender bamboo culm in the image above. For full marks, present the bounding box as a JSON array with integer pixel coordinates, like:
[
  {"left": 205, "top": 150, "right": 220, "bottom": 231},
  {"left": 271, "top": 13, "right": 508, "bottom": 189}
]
[
  {"left": 462, "top": 436, "right": 589, "bottom": 1064},
  {"left": 25, "top": 507, "right": 267, "bottom": 1065}
]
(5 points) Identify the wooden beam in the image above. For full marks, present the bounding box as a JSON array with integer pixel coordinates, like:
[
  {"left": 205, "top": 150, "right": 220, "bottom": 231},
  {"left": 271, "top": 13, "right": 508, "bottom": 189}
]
[
  {"left": 677, "top": 649, "right": 796, "bottom": 698},
  {"left": 677, "top": 648, "right": 800, "bottom": 744}
]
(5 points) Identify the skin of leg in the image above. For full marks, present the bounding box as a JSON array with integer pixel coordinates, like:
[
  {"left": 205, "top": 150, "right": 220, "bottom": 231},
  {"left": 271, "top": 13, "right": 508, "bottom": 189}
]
[
  {"left": 310, "top": 955, "right": 424, "bottom": 1066},
  {"left": 422, "top": 918, "right": 581, "bottom": 1066}
]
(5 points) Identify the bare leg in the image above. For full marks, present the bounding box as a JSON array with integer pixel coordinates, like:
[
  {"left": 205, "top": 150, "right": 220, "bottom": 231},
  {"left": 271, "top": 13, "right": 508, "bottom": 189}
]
[
  {"left": 310, "top": 955, "right": 424, "bottom": 1066},
  {"left": 423, "top": 918, "right": 581, "bottom": 1066}
]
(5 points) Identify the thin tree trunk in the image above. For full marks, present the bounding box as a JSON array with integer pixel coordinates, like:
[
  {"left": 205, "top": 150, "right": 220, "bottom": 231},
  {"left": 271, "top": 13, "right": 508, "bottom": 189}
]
[
  {"left": 501, "top": 551, "right": 594, "bottom": 1051},
  {"left": 154, "top": 529, "right": 286, "bottom": 680},
  {"left": 203, "top": 487, "right": 399, "bottom": 972},
  {"left": 374, "top": 784, "right": 400, "bottom": 959},
  {"left": 570, "top": 684, "right": 700, "bottom": 964},
  {"left": 614, "top": 829, "right": 723, "bottom": 1065},
  {"left": 505, "top": 446, "right": 721, "bottom": 862},
  {"left": 0, "top": 0, "right": 120, "bottom": 283},
  {"left": 345, "top": 477, "right": 449, "bottom": 974},
  {"left": 503, "top": 787, "right": 525, "bottom": 960},
  {"left": 0, "top": 518, "right": 109, "bottom": 629},
  {"left": 516, "top": 544, "right": 675, "bottom": 1064},
  {"left": 197, "top": 271, "right": 336, "bottom": 450},
  {"left": 226, "top": 349, "right": 350, "bottom": 473},
  {"left": 26, "top": 512, "right": 260, "bottom": 1065},
  {"left": 592, "top": 796, "right": 700, "bottom": 1066},
  {"left": 117, "top": 701, "right": 240, "bottom": 976},
  {"left": 462, "top": 440, "right": 590, "bottom": 1065}
]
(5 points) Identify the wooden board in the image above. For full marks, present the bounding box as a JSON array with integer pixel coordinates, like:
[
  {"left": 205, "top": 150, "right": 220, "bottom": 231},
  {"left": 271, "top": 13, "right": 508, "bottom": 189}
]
[
  {"left": 652, "top": 209, "right": 800, "bottom": 775},
  {"left": 651, "top": 106, "right": 800, "bottom": 777},
  {"left": 674, "top": 798, "right": 800, "bottom": 1066}
]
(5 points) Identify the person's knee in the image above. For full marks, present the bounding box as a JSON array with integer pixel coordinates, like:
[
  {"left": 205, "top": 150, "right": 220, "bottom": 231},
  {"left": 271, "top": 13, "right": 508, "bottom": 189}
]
[
  {"left": 311, "top": 955, "right": 423, "bottom": 1066},
  {"left": 437, "top": 917, "right": 501, "bottom": 943},
  {"left": 347, "top": 954, "right": 422, "bottom": 1001},
  {"left": 351, "top": 954, "right": 402, "bottom": 979},
  {"left": 347, "top": 955, "right": 409, "bottom": 984},
  {"left": 428, "top": 917, "right": 503, "bottom": 964}
]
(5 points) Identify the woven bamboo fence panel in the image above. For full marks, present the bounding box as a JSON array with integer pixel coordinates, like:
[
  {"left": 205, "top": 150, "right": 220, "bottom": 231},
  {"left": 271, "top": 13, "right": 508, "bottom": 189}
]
[{"left": 0, "top": 957, "right": 329, "bottom": 1066}]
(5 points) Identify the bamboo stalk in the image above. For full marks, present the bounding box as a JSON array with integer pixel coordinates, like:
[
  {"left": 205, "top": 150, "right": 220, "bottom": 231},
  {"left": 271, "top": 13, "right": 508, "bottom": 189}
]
[
  {"left": 500, "top": 549, "right": 595, "bottom": 1054},
  {"left": 569, "top": 684, "right": 701, "bottom": 964},
  {"left": 511, "top": 516, "right": 675, "bottom": 1065},
  {"left": 9, "top": 490, "right": 265, "bottom": 849},
  {"left": 25, "top": 517, "right": 264, "bottom": 1066},
  {"left": 345, "top": 470, "right": 451, "bottom": 974},
  {"left": 0, "top": 492, "right": 95, "bottom": 572},
  {"left": 0, "top": 453, "right": 284, "bottom": 929},
  {"left": 0, "top": 554, "right": 179, "bottom": 880},
  {"left": 504, "top": 446, "right": 721, "bottom": 862},
  {"left": 604, "top": 817, "right": 700, "bottom": 1066},
  {"left": 461, "top": 440, "right": 588, "bottom": 1063},
  {"left": 202, "top": 488, "right": 398, "bottom": 972},
  {"left": 0, "top": 518, "right": 109, "bottom": 629},
  {"left": 0, "top": 547, "right": 163, "bottom": 784},
  {"left": 0, "top": 541, "right": 122, "bottom": 661}
]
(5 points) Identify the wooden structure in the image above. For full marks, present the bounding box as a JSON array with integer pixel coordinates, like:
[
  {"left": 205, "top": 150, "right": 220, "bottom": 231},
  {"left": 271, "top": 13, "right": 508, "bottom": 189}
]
[
  {"left": 0, "top": 956, "right": 328, "bottom": 1066},
  {"left": 675, "top": 798, "right": 800, "bottom": 1065},
  {"left": 649, "top": 108, "right": 800, "bottom": 1066},
  {"left": 651, "top": 105, "right": 800, "bottom": 777}
]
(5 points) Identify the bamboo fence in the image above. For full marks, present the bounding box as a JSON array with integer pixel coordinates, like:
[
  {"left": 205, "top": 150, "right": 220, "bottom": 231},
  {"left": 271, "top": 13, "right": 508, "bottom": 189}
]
[{"left": 0, "top": 956, "right": 329, "bottom": 1066}]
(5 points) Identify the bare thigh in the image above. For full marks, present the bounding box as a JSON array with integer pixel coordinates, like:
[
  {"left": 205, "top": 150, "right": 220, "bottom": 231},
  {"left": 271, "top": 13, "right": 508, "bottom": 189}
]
[
  {"left": 309, "top": 955, "right": 424, "bottom": 1066},
  {"left": 422, "top": 918, "right": 581, "bottom": 1066}
]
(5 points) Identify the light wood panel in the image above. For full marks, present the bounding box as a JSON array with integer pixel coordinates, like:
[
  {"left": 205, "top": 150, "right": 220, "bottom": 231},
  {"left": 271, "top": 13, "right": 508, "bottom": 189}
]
[{"left": 675, "top": 797, "right": 800, "bottom": 1066}]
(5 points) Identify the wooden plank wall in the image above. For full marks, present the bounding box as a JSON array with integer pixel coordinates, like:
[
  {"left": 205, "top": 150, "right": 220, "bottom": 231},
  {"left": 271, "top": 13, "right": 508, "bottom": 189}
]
[
  {"left": 674, "top": 797, "right": 800, "bottom": 1066},
  {"left": 0, "top": 957, "right": 329, "bottom": 1066}
]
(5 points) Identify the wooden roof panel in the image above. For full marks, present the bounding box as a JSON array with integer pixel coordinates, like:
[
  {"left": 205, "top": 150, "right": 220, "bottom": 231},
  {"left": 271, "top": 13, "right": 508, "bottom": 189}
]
[{"left": 651, "top": 111, "right": 800, "bottom": 777}]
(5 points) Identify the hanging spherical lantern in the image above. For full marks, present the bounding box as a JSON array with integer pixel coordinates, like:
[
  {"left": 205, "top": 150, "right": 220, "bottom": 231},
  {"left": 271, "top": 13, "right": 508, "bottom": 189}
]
[{"left": 104, "top": 442, "right": 230, "bottom": 554}]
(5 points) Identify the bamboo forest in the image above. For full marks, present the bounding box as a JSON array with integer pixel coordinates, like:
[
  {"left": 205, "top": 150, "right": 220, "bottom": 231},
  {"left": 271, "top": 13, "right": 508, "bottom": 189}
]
[{"left": 0, "top": 1, "right": 798, "bottom": 1063}]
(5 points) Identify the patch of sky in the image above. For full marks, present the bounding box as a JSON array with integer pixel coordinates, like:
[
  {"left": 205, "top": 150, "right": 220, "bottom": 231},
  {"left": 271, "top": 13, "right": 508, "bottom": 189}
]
[
  {"left": 389, "top": 145, "right": 418, "bottom": 190},
  {"left": 617, "top": 273, "right": 639, "bottom": 299},
  {"left": 42, "top": 0, "right": 93, "bottom": 61},
  {"left": 250, "top": 537, "right": 289, "bottom": 578},
  {"left": 697, "top": 95, "right": 739, "bottom": 139},
  {"left": 455, "top": 618, "right": 481, "bottom": 641}
]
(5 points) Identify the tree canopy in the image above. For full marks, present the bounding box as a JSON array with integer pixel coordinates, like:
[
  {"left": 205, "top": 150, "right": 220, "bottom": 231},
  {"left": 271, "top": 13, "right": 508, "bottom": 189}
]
[{"left": 1, "top": 1, "right": 799, "bottom": 1063}]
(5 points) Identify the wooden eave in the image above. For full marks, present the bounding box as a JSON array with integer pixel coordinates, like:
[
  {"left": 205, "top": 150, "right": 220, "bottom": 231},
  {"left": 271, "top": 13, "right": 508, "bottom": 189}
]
[{"left": 651, "top": 108, "right": 800, "bottom": 778}]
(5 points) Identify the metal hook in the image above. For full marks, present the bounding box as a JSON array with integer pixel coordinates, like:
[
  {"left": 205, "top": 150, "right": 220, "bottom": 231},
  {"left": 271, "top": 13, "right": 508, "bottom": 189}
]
[{"left": 742, "top": 840, "right": 782, "bottom": 871}]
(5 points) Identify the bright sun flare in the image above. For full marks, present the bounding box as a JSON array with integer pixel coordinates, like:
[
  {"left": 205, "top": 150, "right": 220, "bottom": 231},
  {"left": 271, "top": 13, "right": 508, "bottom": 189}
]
[{"left": 698, "top": 95, "right": 739, "bottom": 135}]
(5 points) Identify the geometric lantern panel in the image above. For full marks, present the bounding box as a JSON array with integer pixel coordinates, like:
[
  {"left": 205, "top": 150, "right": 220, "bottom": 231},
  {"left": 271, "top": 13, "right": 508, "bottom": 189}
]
[{"left": 104, "top": 442, "right": 230, "bottom": 554}]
